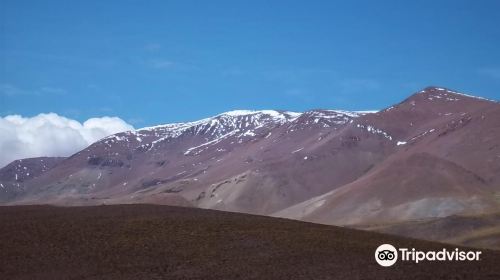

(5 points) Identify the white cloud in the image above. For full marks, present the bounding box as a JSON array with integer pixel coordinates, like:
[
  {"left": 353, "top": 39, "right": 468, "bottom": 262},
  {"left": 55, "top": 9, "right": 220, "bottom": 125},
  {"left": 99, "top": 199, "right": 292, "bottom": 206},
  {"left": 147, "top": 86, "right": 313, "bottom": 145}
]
[{"left": 0, "top": 113, "right": 134, "bottom": 167}]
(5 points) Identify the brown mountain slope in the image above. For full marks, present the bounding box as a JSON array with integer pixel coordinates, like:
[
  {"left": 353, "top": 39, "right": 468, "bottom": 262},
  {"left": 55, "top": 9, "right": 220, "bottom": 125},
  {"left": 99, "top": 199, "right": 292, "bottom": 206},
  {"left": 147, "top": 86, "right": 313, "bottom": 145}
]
[
  {"left": 1, "top": 204, "right": 500, "bottom": 279},
  {"left": 358, "top": 211, "right": 500, "bottom": 250},
  {"left": 274, "top": 88, "right": 500, "bottom": 225},
  {"left": 1, "top": 87, "right": 499, "bottom": 249},
  {"left": 3, "top": 109, "right": 392, "bottom": 216},
  {"left": 0, "top": 157, "right": 65, "bottom": 201}
]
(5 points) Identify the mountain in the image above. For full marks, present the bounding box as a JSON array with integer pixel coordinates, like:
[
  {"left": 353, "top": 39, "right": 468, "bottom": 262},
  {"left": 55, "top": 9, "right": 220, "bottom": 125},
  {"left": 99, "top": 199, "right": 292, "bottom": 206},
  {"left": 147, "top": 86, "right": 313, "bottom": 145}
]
[
  {"left": 0, "top": 157, "right": 65, "bottom": 201},
  {"left": 1, "top": 86, "right": 499, "bottom": 247},
  {"left": 273, "top": 87, "right": 500, "bottom": 225},
  {"left": 1, "top": 108, "right": 379, "bottom": 212}
]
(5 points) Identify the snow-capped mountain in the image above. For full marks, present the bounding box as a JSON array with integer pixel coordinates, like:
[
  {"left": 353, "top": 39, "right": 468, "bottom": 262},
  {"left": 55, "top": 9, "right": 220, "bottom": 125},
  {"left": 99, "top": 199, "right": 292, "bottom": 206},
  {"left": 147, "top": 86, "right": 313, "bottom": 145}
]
[
  {"left": 1, "top": 87, "right": 499, "bottom": 238},
  {"left": 100, "top": 109, "right": 358, "bottom": 153}
]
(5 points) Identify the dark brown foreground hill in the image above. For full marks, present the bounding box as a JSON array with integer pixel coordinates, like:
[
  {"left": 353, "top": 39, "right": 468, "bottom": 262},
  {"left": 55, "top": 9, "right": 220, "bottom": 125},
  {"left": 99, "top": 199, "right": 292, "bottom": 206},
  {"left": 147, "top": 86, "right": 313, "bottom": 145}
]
[{"left": 1, "top": 205, "right": 500, "bottom": 280}]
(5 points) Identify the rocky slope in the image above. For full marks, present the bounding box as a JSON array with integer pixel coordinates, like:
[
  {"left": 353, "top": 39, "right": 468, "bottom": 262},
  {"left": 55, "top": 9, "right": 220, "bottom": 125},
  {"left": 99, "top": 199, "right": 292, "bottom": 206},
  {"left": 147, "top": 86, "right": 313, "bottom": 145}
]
[
  {"left": 3, "top": 205, "right": 500, "bottom": 279},
  {"left": 273, "top": 87, "right": 500, "bottom": 225},
  {"left": 1, "top": 86, "right": 499, "bottom": 248}
]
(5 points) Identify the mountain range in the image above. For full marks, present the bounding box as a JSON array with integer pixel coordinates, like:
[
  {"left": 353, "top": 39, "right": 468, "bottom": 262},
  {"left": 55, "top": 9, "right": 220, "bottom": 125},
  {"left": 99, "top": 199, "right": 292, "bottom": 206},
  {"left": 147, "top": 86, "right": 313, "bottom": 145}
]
[{"left": 1, "top": 86, "right": 499, "bottom": 248}]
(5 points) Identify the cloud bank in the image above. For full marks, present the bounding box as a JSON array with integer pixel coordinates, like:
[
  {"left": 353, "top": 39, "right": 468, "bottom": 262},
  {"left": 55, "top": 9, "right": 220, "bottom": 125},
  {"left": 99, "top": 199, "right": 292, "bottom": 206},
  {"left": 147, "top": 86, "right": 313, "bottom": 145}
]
[{"left": 0, "top": 113, "right": 134, "bottom": 167}]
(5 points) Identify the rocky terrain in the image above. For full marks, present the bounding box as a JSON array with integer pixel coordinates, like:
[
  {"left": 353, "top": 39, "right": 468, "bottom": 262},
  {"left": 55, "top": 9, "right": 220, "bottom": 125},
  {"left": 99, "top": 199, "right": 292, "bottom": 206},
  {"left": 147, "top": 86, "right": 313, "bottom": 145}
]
[
  {"left": 358, "top": 211, "right": 500, "bottom": 250},
  {"left": 1, "top": 86, "right": 499, "bottom": 249},
  {"left": 1, "top": 204, "right": 500, "bottom": 280}
]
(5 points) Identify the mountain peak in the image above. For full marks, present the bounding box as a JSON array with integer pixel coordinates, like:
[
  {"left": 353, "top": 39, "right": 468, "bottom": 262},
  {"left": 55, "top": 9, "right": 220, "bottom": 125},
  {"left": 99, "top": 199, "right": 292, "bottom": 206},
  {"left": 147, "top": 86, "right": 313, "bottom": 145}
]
[
  {"left": 417, "top": 86, "right": 496, "bottom": 102},
  {"left": 217, "top": 110, "right": 301, "bottom": 118}
]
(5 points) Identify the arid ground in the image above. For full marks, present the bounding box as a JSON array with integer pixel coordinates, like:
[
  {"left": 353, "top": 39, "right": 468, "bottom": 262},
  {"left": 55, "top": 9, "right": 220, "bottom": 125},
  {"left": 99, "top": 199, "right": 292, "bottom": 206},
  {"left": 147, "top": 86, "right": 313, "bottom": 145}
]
[{"left": 1, "top": 204, "right": 499, "bottom": 279}]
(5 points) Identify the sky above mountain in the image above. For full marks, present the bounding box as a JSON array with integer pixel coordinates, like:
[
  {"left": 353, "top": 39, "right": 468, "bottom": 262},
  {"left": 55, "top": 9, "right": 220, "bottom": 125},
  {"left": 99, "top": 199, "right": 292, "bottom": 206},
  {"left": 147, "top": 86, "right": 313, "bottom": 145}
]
[{"left": 1, "top": 0, "right": 500, "bottom": 128}]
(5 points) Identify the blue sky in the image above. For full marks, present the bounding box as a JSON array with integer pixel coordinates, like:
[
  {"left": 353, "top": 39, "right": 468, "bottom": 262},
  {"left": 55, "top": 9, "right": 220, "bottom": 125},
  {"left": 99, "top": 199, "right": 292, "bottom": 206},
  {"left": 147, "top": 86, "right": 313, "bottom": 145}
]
[{"left": 1, "top": 0, "right": 500, "bottom": 127}]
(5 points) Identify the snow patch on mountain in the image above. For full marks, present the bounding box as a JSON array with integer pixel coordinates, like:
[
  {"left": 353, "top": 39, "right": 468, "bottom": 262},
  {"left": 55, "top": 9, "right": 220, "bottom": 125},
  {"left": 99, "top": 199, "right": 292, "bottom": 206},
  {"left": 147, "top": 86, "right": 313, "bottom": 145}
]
[
  {"left": 99, "top": 109, "right": 373, "bottom": 155},
  {"left": 184, "top": 130, "right": 240, "bottom": 156},
  {"left": 409, "top": 128, "right": 436, "bottom": 142},
  {"left": 356, "top": 124, "right": 393, "bottom": 141}
]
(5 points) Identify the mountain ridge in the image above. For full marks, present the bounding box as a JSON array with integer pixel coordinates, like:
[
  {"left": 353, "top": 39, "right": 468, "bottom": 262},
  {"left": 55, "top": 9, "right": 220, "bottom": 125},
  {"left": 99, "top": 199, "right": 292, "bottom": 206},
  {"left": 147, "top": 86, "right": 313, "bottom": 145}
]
[{"left": 1, "top": 86, "right": 499, "bottom": 248}]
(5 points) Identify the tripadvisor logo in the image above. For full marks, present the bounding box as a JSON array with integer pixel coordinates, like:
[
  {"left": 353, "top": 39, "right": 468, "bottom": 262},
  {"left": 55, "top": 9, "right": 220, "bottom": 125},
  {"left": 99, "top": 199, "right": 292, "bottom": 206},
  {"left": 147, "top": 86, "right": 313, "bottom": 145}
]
[
  {"left": 375, "top": 244, "right": 482, "bottom": 267},
  {"left": 375, "top": 244, "right": 398, "bottom": 267}
]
